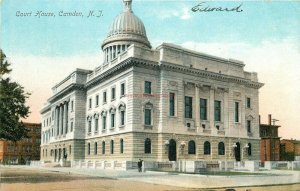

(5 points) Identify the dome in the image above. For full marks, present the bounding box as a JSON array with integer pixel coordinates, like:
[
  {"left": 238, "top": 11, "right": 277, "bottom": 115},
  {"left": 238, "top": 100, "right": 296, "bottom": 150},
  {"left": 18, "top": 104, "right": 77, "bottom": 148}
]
[{"left": 101, "top": 0, "right": 151, "bottom": 50}]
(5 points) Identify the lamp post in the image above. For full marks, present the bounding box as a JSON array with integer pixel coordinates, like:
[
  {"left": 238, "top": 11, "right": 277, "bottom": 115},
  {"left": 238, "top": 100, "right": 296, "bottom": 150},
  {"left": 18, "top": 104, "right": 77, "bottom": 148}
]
[
  {"left": 164, "top": 140, "right": 169, "bottom": 154},
  {"left": 180, "top": 141, "right": 186, "bottom": 155}
]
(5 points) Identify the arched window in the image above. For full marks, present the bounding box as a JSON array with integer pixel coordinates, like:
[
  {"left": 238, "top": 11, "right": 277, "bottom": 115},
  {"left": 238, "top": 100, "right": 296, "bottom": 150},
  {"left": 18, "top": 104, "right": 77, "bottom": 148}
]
[
  {"left": 87, "top": 143, "right": 90, "bottom": 155},
  {"left": 218, "top": 142, "right": 225, "bottom": 155},
  {"left": 248, "top": 143, "right": 252, "bottom": 156},
  {"left": 120, "top": 139, "right": 124, "bottom": 154},
  {"left": 204, "top": 141, "right": 211, "bottom": 155},
  {"left": 144, "top": 138, "right": 151, "bottom": 154},
  {"left": 102, "top": 141, "right": 105, "bottom": 154},
  {"left": 188, "top": 140, "right": 196, "bottom": 154},
  {"left": 110, "top": 140, "right": 114, "bottom": 154},
  {"left": 94, "top": 142, "right": 97, "bottom": 155}
]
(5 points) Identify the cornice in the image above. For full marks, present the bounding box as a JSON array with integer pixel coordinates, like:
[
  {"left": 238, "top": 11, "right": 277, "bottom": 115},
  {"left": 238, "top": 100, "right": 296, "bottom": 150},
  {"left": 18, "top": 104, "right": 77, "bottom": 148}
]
[
  {"left": 48, "top": 83, "right": 85, "bottom": 104},
  {"left": 159, "top": 62, "right": 264, "bottom": 89}
]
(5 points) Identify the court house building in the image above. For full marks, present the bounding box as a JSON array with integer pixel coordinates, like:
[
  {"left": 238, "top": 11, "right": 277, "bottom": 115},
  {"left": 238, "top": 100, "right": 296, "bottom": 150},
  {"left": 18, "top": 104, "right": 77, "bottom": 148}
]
[{"left": 40, "top": 0, "right": 263, "bottom": 170}]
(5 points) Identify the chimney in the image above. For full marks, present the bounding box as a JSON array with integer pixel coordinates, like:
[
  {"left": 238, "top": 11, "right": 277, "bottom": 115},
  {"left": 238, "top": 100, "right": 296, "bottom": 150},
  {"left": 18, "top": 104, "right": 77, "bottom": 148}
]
[{"left": 268, "top": 114, "right": 272, "bottom": 125}]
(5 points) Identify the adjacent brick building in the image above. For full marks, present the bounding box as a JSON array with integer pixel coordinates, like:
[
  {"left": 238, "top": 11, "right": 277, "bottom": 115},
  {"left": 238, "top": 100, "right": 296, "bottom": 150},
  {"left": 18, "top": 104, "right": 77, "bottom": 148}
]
[
  {"left": 259, "top": 114, "right": 280, "bottom": 164},
  {"left": 280, "top": 139, "right": 300, "bottom": 161},
  {"left": 0, "top": 122, "right": 41, "bottom": 164}
]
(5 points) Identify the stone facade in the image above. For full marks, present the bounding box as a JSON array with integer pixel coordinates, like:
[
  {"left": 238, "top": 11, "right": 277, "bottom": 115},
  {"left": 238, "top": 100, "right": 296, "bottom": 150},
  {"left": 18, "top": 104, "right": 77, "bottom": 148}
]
[{"left": 40, "top": 0, "right": 263, "bottom": 168}]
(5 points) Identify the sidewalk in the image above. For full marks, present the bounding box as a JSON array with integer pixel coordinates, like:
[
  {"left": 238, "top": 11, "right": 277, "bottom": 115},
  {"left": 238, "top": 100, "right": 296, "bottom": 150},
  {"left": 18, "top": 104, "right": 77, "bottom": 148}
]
[{"left": 4, "top": 165, "right": 300, "bottom": 189}]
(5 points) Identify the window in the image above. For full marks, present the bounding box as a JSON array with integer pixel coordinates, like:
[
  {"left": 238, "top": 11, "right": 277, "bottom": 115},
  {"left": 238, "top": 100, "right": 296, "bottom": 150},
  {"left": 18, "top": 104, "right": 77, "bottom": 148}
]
[
  {"left": 188, "top": 140, "right": 196, "bottom": 154},
  {"left": 95, "top": 118, "right": 99, "bottom": 132},
  {"left": 102, "top": 141, "right": 105, "bottom": 154},
  {"left": 169, "top": 93, "right": 175, "bottom": 116},
  {"left": 204, "top": 141, "right": 211, "bottom": 155},
  {"left": 103, "top": 91, "right": 107, "bottom": 103},
  {"left": 144, "top": 138, "right": 151, "bottom": 154},
  {"left": 120, "top": 111, "right": 125, "bottom": 126},
  {"left": 111, "top": 113, "right": 115, "bottom": 128},
  {"left": 102, "top": 116, "right": 106, "bottom": 130},
  {"left": 246, "top": 97, "right": 251, "bottom": 108},
  {"left": 69, "top": 145, "right": 71, "bottom": 155},
  {"left": 88, "top": 120, "right": 92, "bottom": 133},
  {"left": 111, "top": 87, "right": 115, "bottom": 100},
  {"left": 144, "top": 81, "right": 152, "bottom": 94},
  {"left": 120, "top": 139, "right": 124, "bottom": 154},
  {"left": 247, "top": 120, "right": 251, "bottom": 133},
  {"left": 70, "top": 121, "right": 73, "bottom": 132},
  {"left": 96, "top": 95, "right": 99, "bottom": 106},
  {"left": 71, "top": 101, "right": 74, "bottom": 112},
  {"left": 218, "top": 142, "right": 225, "bottom": 155},
  {"left": 89, "top": 98, "right": 92, "bottom": 109},
  {"left": 200, "top": 98, "right": 207, "bottom": 120},
  {"left": 214, "top": 100, "right": 221, "bottom": 121},
  {"left": 248, "top": 143, "right": 252, "bottom": 156},
  {"left": 121, "top": 83, "right": 125, "bottom": 96},
  {"left": 87, "top": 143, "right": 90, "bottom": 155},
  {"left": 110, "top": 140, "right": 114, "bottom": 154},
  {"left": 144, "top": 109, "right": 151, "bottom": 125},
  {"left": 185, "top": 96, "right": 193, "bottom": 118},
  {"left": 235, "top": 102, "right": 239, "bottom": 122}
]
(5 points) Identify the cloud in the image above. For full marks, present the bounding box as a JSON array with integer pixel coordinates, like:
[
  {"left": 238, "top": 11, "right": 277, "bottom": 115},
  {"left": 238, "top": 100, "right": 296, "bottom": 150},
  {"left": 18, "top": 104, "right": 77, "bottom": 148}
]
[
  {"left": 181, "top": 38, "right": 300, "bottom": 139},
  {"left": 154, "top": 6, "right": 192, "bottom": 20}
]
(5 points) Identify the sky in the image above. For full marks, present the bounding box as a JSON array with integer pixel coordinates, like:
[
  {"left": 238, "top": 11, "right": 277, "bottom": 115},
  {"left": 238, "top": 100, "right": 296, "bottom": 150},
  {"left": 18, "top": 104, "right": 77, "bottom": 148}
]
[{"left": 1, "top": 0, "right": 300, "bottom": 139}]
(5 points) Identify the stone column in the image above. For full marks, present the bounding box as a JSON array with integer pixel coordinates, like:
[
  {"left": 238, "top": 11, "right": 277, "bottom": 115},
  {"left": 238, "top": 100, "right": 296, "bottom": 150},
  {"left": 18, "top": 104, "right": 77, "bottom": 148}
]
[
  {"left": 60, "top": 104, "right": 64, "bottom": 135},
  {"left": 64, "top": 102, "right": 68, "bottom": 134},
  {"left": 195, "top": 84, "right": 200, "bottom": 130},
  {"left": 56, "top": 107, "right": 60, "bottom": 136},
  {"left": 209, "top": 87, "right": 215, "bottom": 131}
]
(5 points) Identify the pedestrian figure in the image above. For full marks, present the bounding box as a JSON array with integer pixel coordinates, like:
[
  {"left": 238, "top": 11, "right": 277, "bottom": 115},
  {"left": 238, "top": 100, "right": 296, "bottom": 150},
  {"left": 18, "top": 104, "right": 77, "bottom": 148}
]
[{"left": 138, "top": 159, "right": 143, "bottom": 172}]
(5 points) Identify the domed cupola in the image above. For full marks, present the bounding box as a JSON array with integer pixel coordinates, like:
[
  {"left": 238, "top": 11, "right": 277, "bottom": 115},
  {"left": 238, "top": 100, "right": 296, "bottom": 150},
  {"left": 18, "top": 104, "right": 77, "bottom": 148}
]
[{"left": 102, "top": 0, "right": 151, "bottom": 63}]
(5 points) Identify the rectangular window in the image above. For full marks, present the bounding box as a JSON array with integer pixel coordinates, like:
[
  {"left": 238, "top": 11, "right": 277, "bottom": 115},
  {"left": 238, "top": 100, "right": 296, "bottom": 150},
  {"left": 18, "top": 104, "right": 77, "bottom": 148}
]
[
  {"left": 169, "top": 93, "right": 175, "bottom": 116},
  {"left": 246, "top": 97, "right": 251, "bottom": 108},
  {"left": 87, "top": 143, "right": 90, "bottom": 155},
  {"left": 185, "top": 96, "right": 193, "bottom": 118},
  {"left": 89, "top": 98, "right": 92, "bottom": 109},
  {"left": 102, "top": 142, "right": 105, "bottom": 154},
  {"left": 111, "top": 87, "right": 115, "bottom": 100},
  {"left": 120, "top": 111, "right": 125, "bottom": 126},
  {"left": 144, "top": 81, "right": 152, "bottom": 94},
  {"left": 71, "top": 101, "right": 74, "bottom": 112},
  {"left": 111, "top": 114, "right": 115, "bottom": 128},
  {"left": 235, "top": 102, "right": 239, "bottom": 122},
  {"left": 214, "top": 100, "right": 221, "bottom": 122},
  {"left": 94, "top": 142, "right": 97, "bottom": 155},
  {"left": 200, "top": 98, "right": 207, "bottom": 120},
  {"left": 96, "top": 95, "right": 99, "bottom": 106},
  {"left": 88, "top": 121, "right": 91, "bottom": 133},
  {"left": 247, "top": 120, "right": 251, "bottom": 133},
  {"left": 144, "top": 109, "right": 151, "bottom": 125},
  {"left": 103, "top": 91, "right": 107, "bottom": 103},
  {"left": 103, "top": 116, "right": 106, "bottom": 130},
  {"left": 121, "top": 83, "right": 125, "bottom": 96},
  {"left": 95, "top": 118, "right": 98, "bottom": 132},
  {"left": 70, "top": 121, "right": 73, "bottom": 132}
]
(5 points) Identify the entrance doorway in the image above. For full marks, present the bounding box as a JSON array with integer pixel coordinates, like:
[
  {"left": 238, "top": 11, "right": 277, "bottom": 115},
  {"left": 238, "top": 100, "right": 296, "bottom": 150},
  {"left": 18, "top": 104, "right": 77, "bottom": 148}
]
[
  {"left": 54, "top": 149, "right": 57, "bottom": 162},
  {"left": 234, "top": 142, "right": 241, "bottom": 161},
  {"left": 168, "top": 139, "right": 177, "bottom": 161}
]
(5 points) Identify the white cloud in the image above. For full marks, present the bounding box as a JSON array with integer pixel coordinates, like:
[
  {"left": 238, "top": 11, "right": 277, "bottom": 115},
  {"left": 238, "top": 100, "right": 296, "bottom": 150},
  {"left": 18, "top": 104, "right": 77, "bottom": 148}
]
[
  {"left": 154, "top": 6, "right": 192, "bottom": 20},
  {"left": 182, "top": 38, "right": 300, "bottom": 139}
]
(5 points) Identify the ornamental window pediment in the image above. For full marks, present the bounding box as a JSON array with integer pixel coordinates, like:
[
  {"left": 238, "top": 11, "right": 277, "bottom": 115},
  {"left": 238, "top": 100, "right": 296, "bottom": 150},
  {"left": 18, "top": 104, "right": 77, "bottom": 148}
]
[
  {"left": 100, "top": 110, "right": 107, "bottom": 117},
  {"left": 109, "top": 106, "right": 116, "bottom": 114},
  {"left": 118, "top": 102, "right": 126, "bottom": 111}
]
